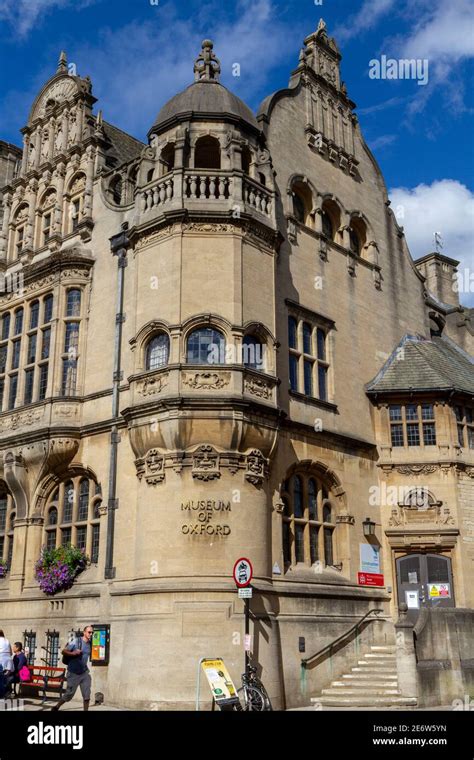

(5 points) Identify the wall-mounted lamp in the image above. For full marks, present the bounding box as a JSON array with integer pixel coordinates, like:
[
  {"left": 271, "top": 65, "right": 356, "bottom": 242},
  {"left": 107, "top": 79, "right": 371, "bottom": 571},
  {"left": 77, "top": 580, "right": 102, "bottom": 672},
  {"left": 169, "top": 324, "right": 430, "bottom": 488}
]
[{"left": 363, "top": 517, "right": 376, "bottom": 537}]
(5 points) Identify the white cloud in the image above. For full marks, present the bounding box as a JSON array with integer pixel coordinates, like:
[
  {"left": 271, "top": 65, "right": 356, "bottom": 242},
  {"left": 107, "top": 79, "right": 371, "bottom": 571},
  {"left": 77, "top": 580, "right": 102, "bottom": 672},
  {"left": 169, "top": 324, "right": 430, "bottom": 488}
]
[
  {"left": 0, "top": 0, "right": 91, "bottom": 37},
  {"left": 393, "top": 0, "right": 474, "bottom": 115},
  {"left": 367, "top": 134, "right": 397, "bottom": 150},
  {"left": 334, "top": 0, "right": 396, "bottom": 43},
  {"left": 389, "top": 180, "right": 474, "bottom": 305},
  {"left": 71, "top": 0, "right": 294, "bottom": 139}
]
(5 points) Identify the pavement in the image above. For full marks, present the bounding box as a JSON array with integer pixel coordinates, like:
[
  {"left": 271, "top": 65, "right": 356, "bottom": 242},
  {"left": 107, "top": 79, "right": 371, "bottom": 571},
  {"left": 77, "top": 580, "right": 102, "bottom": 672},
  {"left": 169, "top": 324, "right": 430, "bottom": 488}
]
[{"left": 3, "top": 695, "right": 458, "bottom": 712}]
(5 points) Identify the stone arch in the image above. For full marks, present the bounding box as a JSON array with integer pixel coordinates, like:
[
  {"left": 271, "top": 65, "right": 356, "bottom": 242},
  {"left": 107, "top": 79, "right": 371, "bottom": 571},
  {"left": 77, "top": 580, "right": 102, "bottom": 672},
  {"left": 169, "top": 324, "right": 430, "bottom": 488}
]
[{"left": 33, "top": 465, "right": 100, "bottom": 518}]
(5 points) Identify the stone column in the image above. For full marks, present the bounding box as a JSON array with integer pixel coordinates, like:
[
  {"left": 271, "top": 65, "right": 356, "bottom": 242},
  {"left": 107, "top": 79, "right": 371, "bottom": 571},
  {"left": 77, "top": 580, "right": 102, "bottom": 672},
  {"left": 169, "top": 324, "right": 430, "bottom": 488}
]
[
  {"left": 395, "top": 603, "right": 418, "bottom": 700},
  {"left": 53, "top": 162, "right": 66, "bottom": 234},
  {"left": 21, "top": 135, "right": 29, "bottom": 174},
  {"left": 61, "top": 109, "right": 69, "bottom": 150},
  {"left": 83, "top": 146, "right": 95, "bottom": 218},
  {"left": 34, "top": 129, "right": 41, "bottom": 170},
  {"left": 0, "top": 191, "right": 12, "bottom": 260},
  {"left": 25, "top": 178, "right": 38, "bottom": 249}
]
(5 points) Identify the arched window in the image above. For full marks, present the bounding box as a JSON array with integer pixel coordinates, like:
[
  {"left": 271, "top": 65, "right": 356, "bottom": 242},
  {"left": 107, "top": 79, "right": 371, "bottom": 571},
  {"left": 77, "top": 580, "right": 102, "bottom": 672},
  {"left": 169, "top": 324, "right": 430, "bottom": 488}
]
[
  {"left": 321, "top": 210, "right": 333, "bottom": 240},
  {"left": 242, "top": 335, "right": 264, "bottom": 371},
  {"left": 109, "top": 176, "right": 123, "bottom": 205},
  {"left": 187, "top": 327, "right": 225, "bottom": 365},
  {"left": 291, "top": 181, "right": 313, "bottom": 227},
  {"left": 63, "top": 480, "right": 74, "bottom": 523},
  {"left": 0, "top": 490, "right": 15, "bottom": 573},
  {"left": 241, "top": 146, "right": 252, "bottom": 175},
  {"left": 29, "top": 301, "right": 40, "bottom": 330},
  {"left": 43, "top": 294, "right": 53, "bottom": 324},
  {"left": 14, "top": 307, "right": 23, "bottom": 336},
  {"left": 145, "top": 333, "right": 170, "bottom": 371},
  {"left": 62, "top": 290, "right": 82, "bottom": 396},
  {"left": 66, "top": 289, "right": 81, "bottom": 317},
  {"left": 348, "top": 217, "right": 367, "bottom": 256},
  {"left": 160, "top": 143, "right": 175, "bottom": 175},
  {"left": 194, "top": 136, "right": 221, "bottom": 170},
  {"left": 78, "top": 479, "right": 89, "bottom": 521},
  {"left": 11, "top": 204, "right": 28, "bottom": 259},
  {"left": 38, "top": 189, "right": 57, "bottom": 247},
  {"left": 281, "top": 470, "right": 337, "bottom": 569},
  {"left": 42, "top": 474, "right": 101, "bottom": 559},
  {"left": 67, "top": 174, "right": 86, "bottom": 233},
  {"left": 147, "top": 168, "right": 154, "bottom": 183}
]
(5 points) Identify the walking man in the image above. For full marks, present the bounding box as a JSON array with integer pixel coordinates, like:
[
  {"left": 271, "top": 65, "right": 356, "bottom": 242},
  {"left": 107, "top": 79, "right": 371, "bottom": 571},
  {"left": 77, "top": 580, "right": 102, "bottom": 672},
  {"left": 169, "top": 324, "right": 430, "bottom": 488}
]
[{"left": 52, "top": 625, "right": 93, "bottom": 711}]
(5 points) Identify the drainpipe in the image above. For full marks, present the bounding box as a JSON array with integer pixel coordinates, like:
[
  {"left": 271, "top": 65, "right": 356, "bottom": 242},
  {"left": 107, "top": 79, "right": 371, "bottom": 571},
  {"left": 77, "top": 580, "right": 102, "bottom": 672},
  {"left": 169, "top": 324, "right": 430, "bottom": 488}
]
[{"left": 105, "top": 222, "right": 130, "bottom": 579}]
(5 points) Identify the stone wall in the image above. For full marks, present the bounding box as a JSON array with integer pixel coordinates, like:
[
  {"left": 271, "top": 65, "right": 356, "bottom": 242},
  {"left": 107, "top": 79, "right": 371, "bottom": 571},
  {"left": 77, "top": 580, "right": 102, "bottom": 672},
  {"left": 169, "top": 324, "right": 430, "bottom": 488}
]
[{"left": 415, "top": 608, "right": 474, "bottom": 707}]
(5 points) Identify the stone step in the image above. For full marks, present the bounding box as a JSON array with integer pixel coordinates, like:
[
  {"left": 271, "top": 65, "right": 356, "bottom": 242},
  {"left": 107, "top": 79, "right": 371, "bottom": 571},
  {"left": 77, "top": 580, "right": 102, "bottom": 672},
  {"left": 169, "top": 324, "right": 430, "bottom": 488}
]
[
  {"left": 342, "top": 670, "right": 397, "bottom": 683},
  {"left": 314, "top": 696, "right": 417, "bottom": 707},
  {"left": 370, "top": 645, "right": 396, "bottom": 652},
  {"left": 332, "top": 680, "right": 399, "bottom": 688},
  {"left": 355, "top": 662, "right": 397, "bottom": 670},
  {"left": 322, "top": 688, "right": 401, "bottom": 697},
  {"left": 365, "top": 652, "right": 396, "bottom": 659}
]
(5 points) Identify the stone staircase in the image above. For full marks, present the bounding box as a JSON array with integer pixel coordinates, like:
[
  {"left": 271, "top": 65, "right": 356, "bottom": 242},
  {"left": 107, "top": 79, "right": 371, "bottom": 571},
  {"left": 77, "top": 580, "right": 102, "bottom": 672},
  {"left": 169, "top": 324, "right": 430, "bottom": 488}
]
[{"left": 311, "top": 645, "right": 417, "bottom": 708}]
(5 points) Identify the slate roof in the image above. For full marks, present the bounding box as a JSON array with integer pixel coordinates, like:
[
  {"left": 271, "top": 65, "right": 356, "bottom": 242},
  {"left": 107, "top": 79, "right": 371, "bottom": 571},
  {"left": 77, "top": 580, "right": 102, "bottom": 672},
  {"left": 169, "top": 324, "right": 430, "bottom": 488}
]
[
  {"left": 102, "top": 121, "right": 145, "bottom": 165},
  {"left": 366, "top": 334, "right": 474, "bottom": 395}
]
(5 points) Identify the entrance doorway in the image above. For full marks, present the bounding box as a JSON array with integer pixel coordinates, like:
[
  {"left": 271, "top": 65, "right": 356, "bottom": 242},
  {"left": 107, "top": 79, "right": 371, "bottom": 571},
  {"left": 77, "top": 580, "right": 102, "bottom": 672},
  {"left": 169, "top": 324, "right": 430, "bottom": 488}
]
[{"left": 396, "top": 553, "right": 455, "bottom": 623}]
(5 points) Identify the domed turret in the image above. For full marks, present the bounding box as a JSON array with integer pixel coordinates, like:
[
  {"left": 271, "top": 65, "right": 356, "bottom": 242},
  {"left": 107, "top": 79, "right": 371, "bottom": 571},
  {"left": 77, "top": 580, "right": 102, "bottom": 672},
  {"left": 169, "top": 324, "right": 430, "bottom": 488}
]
[{"left": 149, "top": 40, "right": 259, "bottom": 136}]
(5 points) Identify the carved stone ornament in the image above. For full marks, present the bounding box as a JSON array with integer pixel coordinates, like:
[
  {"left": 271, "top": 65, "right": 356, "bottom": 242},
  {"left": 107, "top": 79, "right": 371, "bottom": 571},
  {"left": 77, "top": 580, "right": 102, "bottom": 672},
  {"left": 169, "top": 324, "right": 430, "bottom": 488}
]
[
  {"left": 192, "top": 445, "right": 220, "bottom": 481},
  {"left": 182, "top": 372, "right": 230, "bottom": 390},
  {"left": 396, "top": 464, "right": 439, "bottom": 476},
  {"left": 144, "top": 449, "right": 165, "bottom": 485},
  {"left": 244, "top": 376, "right": 272, "bottom": 399},
  {"left": 69, "top": 174, "right": 86, "bottom": 195},
  {"left": 0, "top": 408, "right": 44, "bottom": 433},
  {"left": 336, "top": 514, "right": 355, "bottom": 525},
  {"left": 245, "top": 449, "right": 267, "bottom": 486},
  {"left": 138, "top": 373, "right": 168, "bottom": 397}
]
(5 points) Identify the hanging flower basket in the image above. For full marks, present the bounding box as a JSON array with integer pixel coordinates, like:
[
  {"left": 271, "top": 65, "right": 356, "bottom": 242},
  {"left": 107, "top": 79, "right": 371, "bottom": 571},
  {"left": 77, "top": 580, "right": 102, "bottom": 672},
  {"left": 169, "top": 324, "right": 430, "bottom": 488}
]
[
  {"left": 35, "top": 544, "right": 89, "bottom": 596},
  {"left": 0, "top": 561, "right": 8, "bottom": 578}
]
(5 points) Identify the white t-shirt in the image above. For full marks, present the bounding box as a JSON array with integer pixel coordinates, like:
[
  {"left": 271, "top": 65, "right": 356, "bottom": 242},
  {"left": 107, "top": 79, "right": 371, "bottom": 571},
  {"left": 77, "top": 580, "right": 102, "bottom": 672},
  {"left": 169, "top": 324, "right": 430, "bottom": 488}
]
[{"left": 0, "top": 638, "right": 11, "bottom": 668}]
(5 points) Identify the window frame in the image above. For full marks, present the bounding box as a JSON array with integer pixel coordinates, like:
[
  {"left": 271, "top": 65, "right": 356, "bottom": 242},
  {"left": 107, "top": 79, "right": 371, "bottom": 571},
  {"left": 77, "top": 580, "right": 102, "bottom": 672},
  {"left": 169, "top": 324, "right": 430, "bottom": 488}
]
[{"left": 281, "top": 472, "right": 336, "bottom": 570}]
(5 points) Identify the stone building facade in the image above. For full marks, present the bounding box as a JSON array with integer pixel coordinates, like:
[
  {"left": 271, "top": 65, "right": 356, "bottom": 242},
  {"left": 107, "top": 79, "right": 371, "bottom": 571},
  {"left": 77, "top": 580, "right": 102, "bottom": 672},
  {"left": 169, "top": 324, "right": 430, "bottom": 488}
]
[{"left": 0, "top": 22, "right": 472, "bottom": 709}]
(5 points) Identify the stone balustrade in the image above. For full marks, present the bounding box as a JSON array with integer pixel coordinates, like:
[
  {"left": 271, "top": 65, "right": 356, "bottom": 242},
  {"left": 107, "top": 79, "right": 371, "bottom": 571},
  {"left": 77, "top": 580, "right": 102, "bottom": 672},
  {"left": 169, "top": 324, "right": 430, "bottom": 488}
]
[
  {"left": 242, "top": 177, "right": 272, "bottom": 217},
  {"left": 138, "top": 169, "right": 274, "bottom": 221}
]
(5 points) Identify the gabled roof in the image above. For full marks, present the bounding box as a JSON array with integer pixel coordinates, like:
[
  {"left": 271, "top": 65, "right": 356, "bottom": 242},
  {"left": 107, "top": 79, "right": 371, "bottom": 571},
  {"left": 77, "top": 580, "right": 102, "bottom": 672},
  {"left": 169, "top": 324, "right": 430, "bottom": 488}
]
[{"left": 366, "top": 334, "right": 474, "bottom": 396}]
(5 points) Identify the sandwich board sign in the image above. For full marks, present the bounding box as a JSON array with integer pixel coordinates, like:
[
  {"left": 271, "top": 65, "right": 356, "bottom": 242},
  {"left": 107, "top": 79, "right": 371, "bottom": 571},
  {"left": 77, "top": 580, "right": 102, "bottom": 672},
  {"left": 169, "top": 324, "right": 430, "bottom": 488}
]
[{"left": 201, "top": 659, "right": 240, "bottom": 710}]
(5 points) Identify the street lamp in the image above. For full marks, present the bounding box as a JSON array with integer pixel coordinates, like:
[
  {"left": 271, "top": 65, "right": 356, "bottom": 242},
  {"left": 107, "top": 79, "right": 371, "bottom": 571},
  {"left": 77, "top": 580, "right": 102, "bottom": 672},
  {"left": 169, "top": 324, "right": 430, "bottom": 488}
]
[{"left": 363, "top": 517, "right": 376, "bottom": 537}]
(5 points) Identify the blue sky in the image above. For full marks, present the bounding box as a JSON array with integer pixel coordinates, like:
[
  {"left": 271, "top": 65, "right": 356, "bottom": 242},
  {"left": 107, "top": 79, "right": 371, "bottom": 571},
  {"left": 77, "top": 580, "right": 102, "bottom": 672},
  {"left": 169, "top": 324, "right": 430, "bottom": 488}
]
[{"left": 0, "top": 0, "right": 473, "bottom": 301}]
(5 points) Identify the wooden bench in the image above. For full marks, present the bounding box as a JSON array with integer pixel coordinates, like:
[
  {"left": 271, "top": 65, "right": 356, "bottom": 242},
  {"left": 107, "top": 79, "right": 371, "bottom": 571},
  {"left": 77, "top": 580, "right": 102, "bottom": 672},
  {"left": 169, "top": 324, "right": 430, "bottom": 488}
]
[{"left": 19, "top": 665, "right": 66, "bottom": 703}]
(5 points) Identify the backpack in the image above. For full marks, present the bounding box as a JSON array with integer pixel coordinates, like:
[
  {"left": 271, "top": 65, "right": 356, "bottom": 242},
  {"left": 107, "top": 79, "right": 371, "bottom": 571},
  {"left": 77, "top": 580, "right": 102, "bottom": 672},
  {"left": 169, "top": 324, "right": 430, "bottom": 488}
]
[
  {"left": 18, "top": 665, "right": 31, "bottom": 682},
  {"left": 62, "top": 637, "right": 82, "bottom": 665}
]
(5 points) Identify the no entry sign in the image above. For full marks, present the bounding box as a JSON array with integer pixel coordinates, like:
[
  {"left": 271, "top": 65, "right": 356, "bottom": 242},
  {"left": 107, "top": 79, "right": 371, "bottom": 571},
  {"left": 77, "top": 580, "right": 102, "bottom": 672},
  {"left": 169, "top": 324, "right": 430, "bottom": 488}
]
[{"left": 233, "top": 557, "right": 253, "bottom": 587}]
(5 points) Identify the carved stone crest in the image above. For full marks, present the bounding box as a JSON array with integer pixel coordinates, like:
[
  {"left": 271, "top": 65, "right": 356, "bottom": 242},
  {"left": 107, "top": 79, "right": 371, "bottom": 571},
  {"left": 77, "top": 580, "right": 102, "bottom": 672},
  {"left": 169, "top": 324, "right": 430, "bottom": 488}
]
[
  {"left": 192, "top": 445, "right": 220, "bottom": 481},
  {"left": 245, "top": 449, "right": 267, "bottom": 486},
  {"left": 244, "top": 376, "right": 272, "bottom": 399}
]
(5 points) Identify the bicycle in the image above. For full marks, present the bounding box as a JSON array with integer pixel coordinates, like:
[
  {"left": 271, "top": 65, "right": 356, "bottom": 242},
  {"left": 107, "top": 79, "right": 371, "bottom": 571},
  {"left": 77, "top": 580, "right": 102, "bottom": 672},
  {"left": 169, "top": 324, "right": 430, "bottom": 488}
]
[{"left": 237, "top": 664, "right": 273, "bottom": 711}]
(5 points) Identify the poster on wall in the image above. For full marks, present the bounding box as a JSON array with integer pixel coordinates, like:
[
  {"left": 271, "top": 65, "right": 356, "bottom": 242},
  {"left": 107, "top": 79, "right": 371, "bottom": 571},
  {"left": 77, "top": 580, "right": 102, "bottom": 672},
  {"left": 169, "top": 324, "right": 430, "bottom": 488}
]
[
  {"left": 428, "top": 583, "right": 451, "bottom": 598},
  {"left": 91, "top": 624, "right": 110, "bottom": 666},
  {"left": 405, "top": 590, "right": 420, "bottom": 609},
  {"left": 359, "top": 544, "right": 381, "bottom": 574}
]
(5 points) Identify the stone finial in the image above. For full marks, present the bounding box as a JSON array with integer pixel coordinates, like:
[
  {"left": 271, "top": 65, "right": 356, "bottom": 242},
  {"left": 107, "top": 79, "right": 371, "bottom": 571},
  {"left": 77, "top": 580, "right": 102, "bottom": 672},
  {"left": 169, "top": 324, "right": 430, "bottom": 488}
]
[
  {"left": 57, "top": 50, "right": 68, "bottom": 73},
  {"left": 193, "top": 39, "right": 221, "bottom": 82},
  {"left": 317, "top": 18, "right": 327, "bottom": 33}
]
